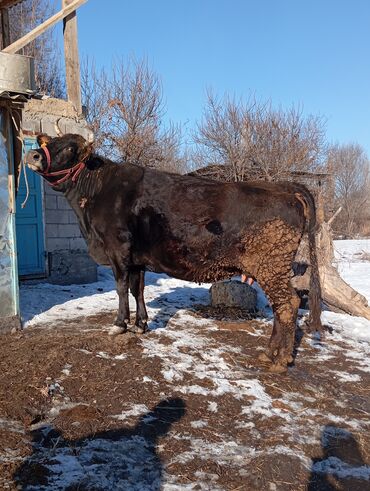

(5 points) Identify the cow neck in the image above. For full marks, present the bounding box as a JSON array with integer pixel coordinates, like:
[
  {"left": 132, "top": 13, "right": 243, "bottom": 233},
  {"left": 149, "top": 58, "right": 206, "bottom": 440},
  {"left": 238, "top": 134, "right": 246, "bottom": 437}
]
[{"left": 63, "top": 156, "right": 112, "bottom": 202}]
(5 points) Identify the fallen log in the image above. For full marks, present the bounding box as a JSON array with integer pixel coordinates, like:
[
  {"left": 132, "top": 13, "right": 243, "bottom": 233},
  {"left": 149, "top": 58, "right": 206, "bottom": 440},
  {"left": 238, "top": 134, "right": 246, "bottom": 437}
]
[{"left": 292, "top": 219, "right": 370, "bottom": 320}]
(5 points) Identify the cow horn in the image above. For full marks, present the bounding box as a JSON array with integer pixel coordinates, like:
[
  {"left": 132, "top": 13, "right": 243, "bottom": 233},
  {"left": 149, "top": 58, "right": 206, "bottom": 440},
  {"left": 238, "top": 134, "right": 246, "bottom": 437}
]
[
  {"left": 54, "top": 118, "right": 63, "bottom": 136},
  {"left": 87, "top": 130, "right": 94, "bottom": 143}
]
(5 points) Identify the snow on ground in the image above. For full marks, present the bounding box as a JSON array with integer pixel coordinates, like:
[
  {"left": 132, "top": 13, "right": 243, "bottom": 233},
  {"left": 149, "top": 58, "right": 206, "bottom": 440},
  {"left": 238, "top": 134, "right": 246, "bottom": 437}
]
[
  {"left": 16, "top": 240, "right": 370, "bottom": 489},
  {"left": 334, "top": 240, "right": 370, "bottom": 304},
  {"left": 20, "top": 240, "right": 370, "bottom": 343},
  {"left": 20, "top": 269, "right": 210, "bottom": 329}
]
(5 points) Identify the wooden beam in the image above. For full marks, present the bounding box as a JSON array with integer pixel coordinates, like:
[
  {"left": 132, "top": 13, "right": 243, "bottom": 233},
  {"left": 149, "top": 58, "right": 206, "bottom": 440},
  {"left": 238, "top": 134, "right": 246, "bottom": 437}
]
[
  {"left": 63, "top": 0, "right": 82, "bottom": 115},
  {"left": 1, "top": 8, "right": 10, "bottom": 49},
  {"left": 2, "top": 0, "right": 87, "bottom": 54}
]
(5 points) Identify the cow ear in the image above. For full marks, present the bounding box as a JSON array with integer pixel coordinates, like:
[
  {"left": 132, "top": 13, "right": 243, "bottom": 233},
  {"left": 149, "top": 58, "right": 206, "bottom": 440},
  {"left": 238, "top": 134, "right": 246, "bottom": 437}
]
[
  {"left": 86, "top": 155, "right": 105, "bottom": 170},
  {"left": 37, "top": 133, "right": 51, "bottom": 147}
]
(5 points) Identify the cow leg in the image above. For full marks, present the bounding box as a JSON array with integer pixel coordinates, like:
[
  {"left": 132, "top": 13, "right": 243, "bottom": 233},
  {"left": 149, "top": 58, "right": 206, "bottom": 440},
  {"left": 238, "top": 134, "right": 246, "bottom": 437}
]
[
  {"left": 129, "top": 270, "right": 148, "bottom": 334},
  {"left": 112, "top": 265, "right": 130, "bottom": 332},
  {"left": 258, "top": 276, "right": 300, "bottom": 373}
]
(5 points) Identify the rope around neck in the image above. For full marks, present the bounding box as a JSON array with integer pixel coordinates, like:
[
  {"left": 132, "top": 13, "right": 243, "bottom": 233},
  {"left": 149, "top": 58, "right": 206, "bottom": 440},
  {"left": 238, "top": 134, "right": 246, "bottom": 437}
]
[{"left": 39, "top": 145, "right": 86, "bottom": 187}]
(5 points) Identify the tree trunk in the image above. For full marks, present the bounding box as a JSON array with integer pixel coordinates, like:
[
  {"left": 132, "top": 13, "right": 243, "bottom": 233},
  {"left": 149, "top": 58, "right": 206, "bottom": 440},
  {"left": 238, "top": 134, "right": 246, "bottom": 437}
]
[{"left": 292, "top": 221, "right": 370, "bottom": 320}]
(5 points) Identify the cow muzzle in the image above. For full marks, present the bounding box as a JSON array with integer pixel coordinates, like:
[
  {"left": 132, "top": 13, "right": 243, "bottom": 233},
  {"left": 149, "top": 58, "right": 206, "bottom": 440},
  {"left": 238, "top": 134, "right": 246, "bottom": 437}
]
[{"left": 25, "top": 150, "right": 44, "bottom": 172}]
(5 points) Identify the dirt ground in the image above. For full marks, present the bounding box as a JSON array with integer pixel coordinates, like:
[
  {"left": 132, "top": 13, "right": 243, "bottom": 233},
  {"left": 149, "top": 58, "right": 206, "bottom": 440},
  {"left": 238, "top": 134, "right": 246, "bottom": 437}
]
[{"left": 0, "top": 308, "right": 369, "bottom": 491}]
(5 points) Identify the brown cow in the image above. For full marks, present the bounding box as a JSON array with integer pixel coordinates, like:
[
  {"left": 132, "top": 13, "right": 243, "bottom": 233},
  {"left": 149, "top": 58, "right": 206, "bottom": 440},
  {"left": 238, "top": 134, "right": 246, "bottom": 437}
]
[{"left": 26, "top": 133, "right": 322, "bottom": 372}]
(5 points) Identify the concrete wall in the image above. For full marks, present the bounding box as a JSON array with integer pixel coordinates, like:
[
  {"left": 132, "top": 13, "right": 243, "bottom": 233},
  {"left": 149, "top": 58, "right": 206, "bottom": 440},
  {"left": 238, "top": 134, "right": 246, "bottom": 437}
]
[{"left": 43, "top": 185, "right": 97, "bottom": 285}]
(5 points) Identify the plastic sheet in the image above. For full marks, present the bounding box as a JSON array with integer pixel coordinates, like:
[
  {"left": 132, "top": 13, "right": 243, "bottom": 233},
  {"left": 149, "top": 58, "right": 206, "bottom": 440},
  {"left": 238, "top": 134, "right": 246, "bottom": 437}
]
[{"left": 0, "top": 110, "right": 18, "bottom": 318}]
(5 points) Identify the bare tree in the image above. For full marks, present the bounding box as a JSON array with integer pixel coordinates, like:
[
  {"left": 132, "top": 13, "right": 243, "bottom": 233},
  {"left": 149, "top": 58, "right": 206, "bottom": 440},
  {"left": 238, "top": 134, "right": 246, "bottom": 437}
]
[
  {"left": 328, "top": 143, "right": 370, "bottom": 236},
  {"left": 81, "top": 58, "right": 187, "bottom": 173},
  {"left": 193, "top": 92, "right": 327, "bottom": 182},
  {"left": 81, "top": 57, "right": 111, "bottom": 151},
  {"left": 7, "top": 0, "right": 65, "bottom": 97}
]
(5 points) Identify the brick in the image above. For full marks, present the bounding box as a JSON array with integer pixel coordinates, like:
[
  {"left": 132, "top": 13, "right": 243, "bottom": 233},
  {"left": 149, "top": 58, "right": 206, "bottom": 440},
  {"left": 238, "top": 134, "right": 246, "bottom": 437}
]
[
  {"left": 69, "top": 237, "right": 88, "bottom": 251},
  {"left": 45, "top": 209, "right": 69, "bottom": 224},
  {"left": 41, "top": 119, "right": 67, "bottom": 137},
  {"left": 68, "top": 210, "right": 79, "bottom": 224},
  {"left": 44, "top": 185, "right": 58, "bottom": 197},
  {"left": 45, "top": 224, "right": 59, "bottom": 238},
  {"left": 45, "top": 195, "right": 57, "bottom": 210},
  {"left": 22, "top": 118, "right": 41, "bottom": 134},
  {"left": 58, "top": 224, "right": 81, "bottom": 238},
  {"left": 46, "top": 237, "right": 70, "bottom": 251},
  {"left": 64, "top": 121, "right": 89, "bottom": 137},
  {"left": 57, "top": 196, "right": 71, "bottom": 210}
]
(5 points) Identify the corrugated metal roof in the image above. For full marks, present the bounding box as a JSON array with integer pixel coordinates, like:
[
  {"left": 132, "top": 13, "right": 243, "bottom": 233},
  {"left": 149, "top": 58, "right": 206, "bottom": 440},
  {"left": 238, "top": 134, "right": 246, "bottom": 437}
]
[
  {"left": 0, "top": 0, "right": 25, "bottom": 9},
  {"left": 189, "top": 165, "right": 330, "bottom": 183}
]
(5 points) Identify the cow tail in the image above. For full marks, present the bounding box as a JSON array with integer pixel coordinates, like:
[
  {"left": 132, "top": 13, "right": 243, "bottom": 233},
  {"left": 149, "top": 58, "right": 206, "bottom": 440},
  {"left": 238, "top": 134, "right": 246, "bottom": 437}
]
[{"left": 294, "top": 190, "right": 323, "bottom": 333}]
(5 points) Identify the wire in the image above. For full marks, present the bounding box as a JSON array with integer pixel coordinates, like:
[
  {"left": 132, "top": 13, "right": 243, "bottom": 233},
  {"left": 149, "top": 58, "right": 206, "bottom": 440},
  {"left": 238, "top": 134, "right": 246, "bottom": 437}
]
[{"left": 9, "top": 107, "right": 30, "bottom": 209}]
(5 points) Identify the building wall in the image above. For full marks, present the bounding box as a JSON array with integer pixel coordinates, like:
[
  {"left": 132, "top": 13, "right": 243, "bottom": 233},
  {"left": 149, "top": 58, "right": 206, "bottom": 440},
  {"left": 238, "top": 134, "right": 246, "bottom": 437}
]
[
  {"left": 43, "top": 184, "right": 97, "bottom": 285},
  {"left": 21, "top": 98, "right": 98, "bottom": 285}
]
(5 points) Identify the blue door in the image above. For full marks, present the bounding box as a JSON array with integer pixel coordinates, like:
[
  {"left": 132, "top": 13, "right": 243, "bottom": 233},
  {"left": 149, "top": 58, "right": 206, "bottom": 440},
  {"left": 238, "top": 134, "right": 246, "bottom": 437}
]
[{"left": 15, "top": 139, "right": 46, "bottom": 277}]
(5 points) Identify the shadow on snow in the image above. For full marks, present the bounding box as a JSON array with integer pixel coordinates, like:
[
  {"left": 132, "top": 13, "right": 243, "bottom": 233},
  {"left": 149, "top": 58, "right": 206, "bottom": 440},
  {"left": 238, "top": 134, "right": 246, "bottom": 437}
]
[
  {"left": 307, "top": 424, "right": 370, "bottom": 490},
  {"left": 14, "top": 397, "right": 186, "bottom": 491}
]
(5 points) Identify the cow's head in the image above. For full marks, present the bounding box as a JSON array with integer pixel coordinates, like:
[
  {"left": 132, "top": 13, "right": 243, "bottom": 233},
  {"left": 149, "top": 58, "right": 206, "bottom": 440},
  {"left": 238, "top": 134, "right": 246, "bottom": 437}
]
[{"left": 25, "top": 133, "right": 93, "bottom": 188}]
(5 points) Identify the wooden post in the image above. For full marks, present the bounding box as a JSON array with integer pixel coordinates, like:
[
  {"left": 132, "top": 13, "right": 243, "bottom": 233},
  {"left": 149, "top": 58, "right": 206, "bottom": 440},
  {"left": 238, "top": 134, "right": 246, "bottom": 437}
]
[
  {"left": 316, "top": 179, "right": 325, "bottom": 225},
  {"left": 63, "top": 0, "right": 82, "bottom": 115},
  {"left": 1, "top": 8, "right": 10, "bottom": 50},
  {"left": 2, "top": 0, "right": 87, "bottom": 54}
]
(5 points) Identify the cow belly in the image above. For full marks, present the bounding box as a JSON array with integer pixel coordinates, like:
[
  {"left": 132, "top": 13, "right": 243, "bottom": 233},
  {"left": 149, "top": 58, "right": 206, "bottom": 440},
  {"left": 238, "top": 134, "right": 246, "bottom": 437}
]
[
  {"left": 144, "top": 259, "right": 241, "bottom": 283},
  {"left": 87, "top": 240, "right": 110, "bottom": 266},
  {"left": 133, "top": 240, "right": 242, "bottom": 283}
]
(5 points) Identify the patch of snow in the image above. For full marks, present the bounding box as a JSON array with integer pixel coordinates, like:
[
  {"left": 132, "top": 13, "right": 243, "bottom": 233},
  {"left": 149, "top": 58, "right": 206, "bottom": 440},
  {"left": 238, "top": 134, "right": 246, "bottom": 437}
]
[
  {"left": 267, "top": 445, "right": 311, "bottom": 467},
  {"left": 78, "top": 348, "right": 92, "bottom": 355},
  {"left": 163, "top": 475, "right": 222, "bottom": 491},
  {"left": 331, "top": 371, "right": 362, "bottom": 382},
  {"left": 191, "top": 420, "right": 208, "bottom": 429},
  {"left": 112, "top": 404, "right": 150, "bottom": 421},
  {"left": 320, "top": 425, "right": 353, "bottom": 446},
  {"left": 61, "top": 366, "right": 71, "bottom": 376},
  {"left": 24, "top": 435, "right": 163, "bottom": 491},
  {"left": 97, "top": 351, "right": 110, "bottom": 359},
  {"left": 299, "top": 410, "right": 366, "bottom": 431},
  {"left": 207, "top": 401, "right": 218, "bottom": 413},
  {"left": 20, "top": 269, "right": 210, "bottom": 329},
  {"left": 322, "top": 311, "right": 370, "bottom": 343},
  {"left": 334, "top": 239, "right": 370, "bottom": 261},
  {"left": 0, "top": 418, "right": 25, "bottom": 434},
  {"left": 114, "top": 353, "right": 127, "bottom": 360},
  {"left": 171, "top": 437, "right": 257, "bottom": 466},
  {"left": 312, "top": 456, "right": 370, "bottom": 480},
  {"left": 142, "top": 376, "right": 155, "bottom": 383}
]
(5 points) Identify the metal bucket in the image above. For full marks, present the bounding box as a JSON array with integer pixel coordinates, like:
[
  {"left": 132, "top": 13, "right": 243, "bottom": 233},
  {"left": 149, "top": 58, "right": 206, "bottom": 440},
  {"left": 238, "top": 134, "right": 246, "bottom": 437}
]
[{"left": 0, "top": 52, "right": 35, "bottom": 95}]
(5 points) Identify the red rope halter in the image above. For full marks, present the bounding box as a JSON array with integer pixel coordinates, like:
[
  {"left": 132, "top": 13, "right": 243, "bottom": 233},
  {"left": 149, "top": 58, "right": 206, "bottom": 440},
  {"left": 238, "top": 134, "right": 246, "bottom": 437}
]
[{"left": 39, "top": 144, "right": 86, "bottom": 187}]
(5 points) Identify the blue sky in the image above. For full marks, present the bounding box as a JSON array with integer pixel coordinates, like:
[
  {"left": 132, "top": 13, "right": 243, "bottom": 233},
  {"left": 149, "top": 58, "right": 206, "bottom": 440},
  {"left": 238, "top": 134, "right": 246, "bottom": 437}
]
[{"left": 75, "top": 0, "right": 370, "bottom": 154}]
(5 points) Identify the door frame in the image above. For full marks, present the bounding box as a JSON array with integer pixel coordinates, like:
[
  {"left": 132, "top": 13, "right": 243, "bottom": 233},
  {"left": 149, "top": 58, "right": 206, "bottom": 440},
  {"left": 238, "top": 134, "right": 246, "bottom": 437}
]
[{"left": 16, "top": 137, "right": 46, "bottom": 279}]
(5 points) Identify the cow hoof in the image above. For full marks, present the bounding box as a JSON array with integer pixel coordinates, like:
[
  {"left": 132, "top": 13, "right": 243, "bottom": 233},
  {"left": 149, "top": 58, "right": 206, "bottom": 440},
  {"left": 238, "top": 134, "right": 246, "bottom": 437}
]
[
  {"left": 258, "top": 352, "right": 272, "bottom": 363},
  {"left": 129, "top": 323, "right": 147, "bottom": 334},
  {"left": 268, "top": 362, "right": 288, "bottom": 374},
  {"left": 109, "top": 325, "right": 127, "bottom": 336},
  {"left": 114, "top": 316, "right": 129, "bottom": 327}
]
